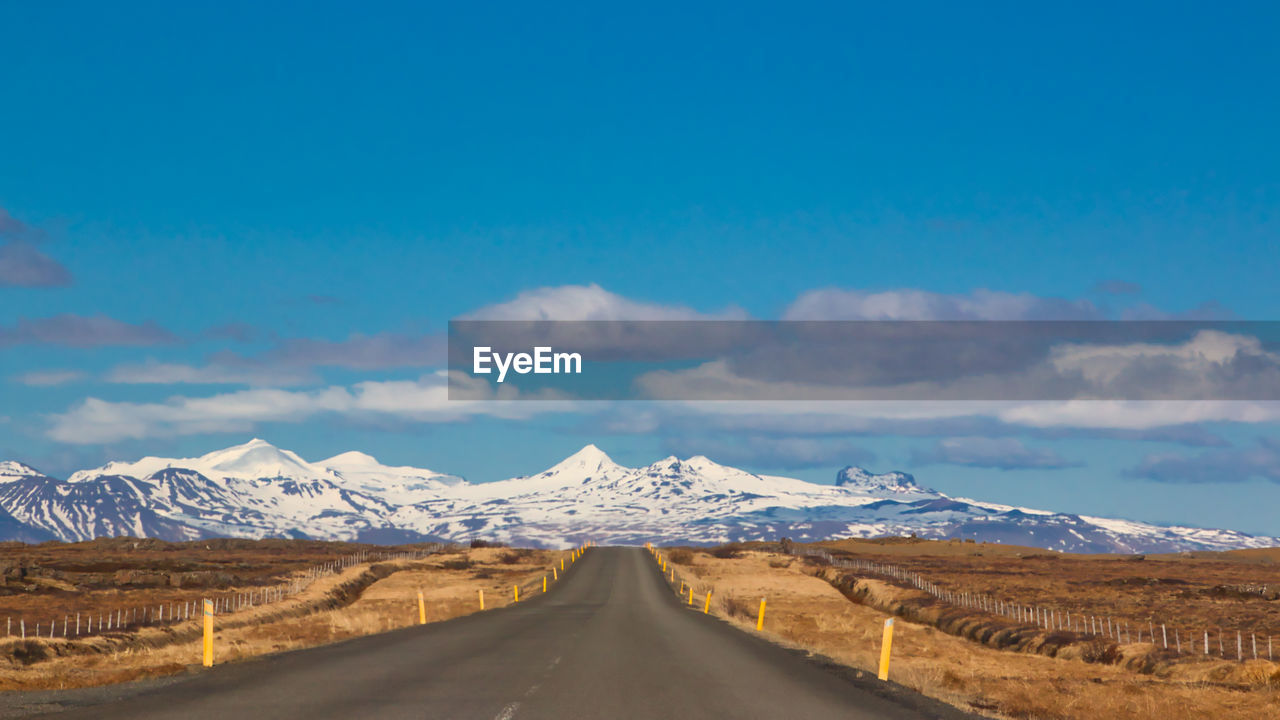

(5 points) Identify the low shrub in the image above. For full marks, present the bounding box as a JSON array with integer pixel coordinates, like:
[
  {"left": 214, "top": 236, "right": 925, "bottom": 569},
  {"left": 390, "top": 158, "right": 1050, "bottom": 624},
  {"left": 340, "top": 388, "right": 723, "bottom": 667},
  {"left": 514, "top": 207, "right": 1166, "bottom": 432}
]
[
  {"left": 711, "top": 544, "right": 743, "bottom": 559},
  {"left": 666, "top": 548, "right": 694, "bottom": 565}
]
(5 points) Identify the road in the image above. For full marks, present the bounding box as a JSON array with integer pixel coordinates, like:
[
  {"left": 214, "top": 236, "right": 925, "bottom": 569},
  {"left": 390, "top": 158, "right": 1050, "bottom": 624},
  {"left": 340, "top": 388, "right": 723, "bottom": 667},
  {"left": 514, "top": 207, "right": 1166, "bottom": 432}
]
[{"left": 18, "top": 547, "right": 977, "bottom": 719}]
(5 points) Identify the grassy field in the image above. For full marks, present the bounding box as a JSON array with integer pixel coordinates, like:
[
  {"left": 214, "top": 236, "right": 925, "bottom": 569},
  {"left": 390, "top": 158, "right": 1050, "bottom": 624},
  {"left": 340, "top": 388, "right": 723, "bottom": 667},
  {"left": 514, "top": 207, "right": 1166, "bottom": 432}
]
[
  {"left": 660, "top": 541, "right": 1280, "bottom": 720},
  {"left": 815, "top": 537, "right": 1280, "bottom": 648},
  {"left": 0, "top": 540, "right": 566, "bottom": 691},
  {"left": 0, "top": 537, "right": 379, "bottom": 631}
]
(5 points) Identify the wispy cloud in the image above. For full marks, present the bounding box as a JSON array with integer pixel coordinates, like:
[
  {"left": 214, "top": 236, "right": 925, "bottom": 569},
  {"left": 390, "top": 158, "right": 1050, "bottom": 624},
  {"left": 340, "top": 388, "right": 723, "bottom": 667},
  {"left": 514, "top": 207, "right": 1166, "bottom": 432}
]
[
  {"left": 911, "top": 436, "right": 1080, "bottom": 470},
  {"left": 598, "top": 403, "right": 1231, "bottom": 446},
  {"left": 0, "top": 208, "right": 72, "bottom": 287},
  {"left": 13, "top": 369, "right": 87, "bottom": 386},
  {"left": 0, "top": 314, "right": 177, "bottom": 347},
  {"left": 783, "top": 288, "right": 1102, "bottom": 321},
  {"left": 462, "top": 283, "right": 747, "bottom": 321},
  {"left": 1126, "top": 438, "right": 1280, "bottom": 483},
  {"left": 104, "top": 359, "right": 317, "bottom": 387},
  {"left": 47, "top": 374, "right": 576, "bottom": 443}
]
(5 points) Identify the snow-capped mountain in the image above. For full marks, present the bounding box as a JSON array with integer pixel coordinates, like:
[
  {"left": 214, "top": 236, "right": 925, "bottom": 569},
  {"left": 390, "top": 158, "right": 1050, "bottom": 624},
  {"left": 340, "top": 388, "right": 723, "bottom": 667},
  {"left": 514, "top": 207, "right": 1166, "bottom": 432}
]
[
  {"left": 3, "top": 440, "right": 462, "bottom": 543},
  {"left": 1, "top": 441, "right": 1276, "bottom": 553}
]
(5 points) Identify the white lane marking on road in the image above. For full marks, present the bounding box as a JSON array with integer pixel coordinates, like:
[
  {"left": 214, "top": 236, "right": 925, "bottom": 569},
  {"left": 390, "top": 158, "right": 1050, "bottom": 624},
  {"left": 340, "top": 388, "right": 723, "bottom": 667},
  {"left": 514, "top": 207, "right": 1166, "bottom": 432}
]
[{"left": 494, "top": 702, "right": 520, "bottom": 720}]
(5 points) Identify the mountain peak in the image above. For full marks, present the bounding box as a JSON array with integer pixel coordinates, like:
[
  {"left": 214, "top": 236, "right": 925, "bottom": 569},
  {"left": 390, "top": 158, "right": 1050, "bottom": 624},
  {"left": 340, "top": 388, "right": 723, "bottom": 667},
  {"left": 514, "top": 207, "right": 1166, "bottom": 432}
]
[
  {"left": 835, "top": 466, "right": 935, "bottom": 495},
  {"left": 197, "top": 438, "right": 312, "bottom": 477},
  {"left": 322, "top": 451, "right": 381, "bottom": 467},
  {"left": 529, "top": 444, "right": 625, "bottom": 483},
  {"left": 559, "top": 444, "right": 616, "bottom": 467},
  {"left": 0, "top": 460, "right": 46, "bottom": 480}
]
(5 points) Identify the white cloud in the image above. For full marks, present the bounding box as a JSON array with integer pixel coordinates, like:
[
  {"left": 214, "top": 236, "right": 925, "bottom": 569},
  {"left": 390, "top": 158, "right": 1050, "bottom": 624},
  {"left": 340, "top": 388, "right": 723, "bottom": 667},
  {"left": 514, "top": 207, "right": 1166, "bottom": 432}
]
[
  {"left": 14, "top": 369, "right": 87, "bottom": 386},
  {"left": 105, "top": 361, "right": 318, "bottom": 387},
  {"left": 784, "top": 288, "right": 1102, "bottom": 321},
  {"left": 996, "top": 400, "right": 1280, "bottom": 430},
  {"left": 47, "top": 373, "right": 581, "bottom": 444},
  {"left": 462, "top": 283, "right": 748, "bottom": 321},
  {"left": 1048, "top": 330, "right": 1276, "bottom": 386}
]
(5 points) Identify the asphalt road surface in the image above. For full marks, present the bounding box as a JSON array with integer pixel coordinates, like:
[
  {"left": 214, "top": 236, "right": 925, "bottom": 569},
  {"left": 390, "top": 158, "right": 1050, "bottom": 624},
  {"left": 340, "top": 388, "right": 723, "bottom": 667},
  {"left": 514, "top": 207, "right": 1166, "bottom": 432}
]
[{"left": 16, "top": 547, "right": 978, "bottom": 719}]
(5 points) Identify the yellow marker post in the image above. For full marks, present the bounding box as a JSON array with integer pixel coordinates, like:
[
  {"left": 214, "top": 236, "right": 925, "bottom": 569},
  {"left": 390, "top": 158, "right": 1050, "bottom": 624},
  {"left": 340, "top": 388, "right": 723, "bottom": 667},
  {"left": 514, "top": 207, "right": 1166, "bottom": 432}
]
[
  {"left": 687, "top": 587, "right": 693, "bottom": 605},
  {"left": 561, "top": 558, "right": 565, "bottom": 570},
  {"left": 543, "top": 576, "right": 547, "bottom": 593},
  {"left": 417, "top": 590, "right": 426, "bottom": 624},
  {"left": 878, "top": 618, "right": 895, "bottom": 681},
  {"left": 756, "top": 598, "right": 766, "bottom": 631},
  {"left": 680, "top": 581, "right": 685, "bottom": 594},
  {"left": 553, "top": 566, "right": 558, "bottom": 581},
  {"left": 669, "top": 567, "right": 674, "bottom": 582},
  {"left": 514, "top": 585, "right": 520, "bottom": 602},
  {"left": 201, "top": 599, "right": 213, "bottom": 667},
  {"left": 479, "top": 589, "right": 485, "bottom": 610},
  {"left": 704, "top": 591, "right": 712, "bottom": 613}
]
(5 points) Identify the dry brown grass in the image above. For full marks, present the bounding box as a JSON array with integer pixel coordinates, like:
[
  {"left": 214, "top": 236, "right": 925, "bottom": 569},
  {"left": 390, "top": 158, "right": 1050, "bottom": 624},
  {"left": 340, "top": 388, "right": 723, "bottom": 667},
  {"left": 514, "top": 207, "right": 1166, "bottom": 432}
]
[
  {"left": 660, "top": 547, "right": 1280, "bottom": 720},
  {"left": 813, "top": 537, "right": 1280, "bottom": 642},
  {"left": 0, "top": 537, "right": 392, "bottom": 624},
  {"left": 0, "top": 545, "right": 572, "bottom": 692}
]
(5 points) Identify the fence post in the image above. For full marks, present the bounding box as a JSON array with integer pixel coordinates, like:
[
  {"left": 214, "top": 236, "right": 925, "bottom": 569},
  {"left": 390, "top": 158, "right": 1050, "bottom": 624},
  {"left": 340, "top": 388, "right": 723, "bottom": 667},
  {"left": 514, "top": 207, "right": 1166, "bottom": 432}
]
[
  {"left": 878, "top": 618, "right": 895, "bottom": 681},
  {"left": 202, "top": 599, "right": 213, "bottom": 667}
]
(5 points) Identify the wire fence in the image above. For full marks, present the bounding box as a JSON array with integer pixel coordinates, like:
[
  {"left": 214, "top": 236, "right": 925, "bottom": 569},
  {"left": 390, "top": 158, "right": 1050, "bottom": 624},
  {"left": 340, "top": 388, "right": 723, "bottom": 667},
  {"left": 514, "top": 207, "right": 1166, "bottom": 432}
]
[
  {"left": 2, "top": 543, "right": 451, "bottom": 642},
  {"left": 791, "top": 546, "right": 1276, "bottom": 663}
]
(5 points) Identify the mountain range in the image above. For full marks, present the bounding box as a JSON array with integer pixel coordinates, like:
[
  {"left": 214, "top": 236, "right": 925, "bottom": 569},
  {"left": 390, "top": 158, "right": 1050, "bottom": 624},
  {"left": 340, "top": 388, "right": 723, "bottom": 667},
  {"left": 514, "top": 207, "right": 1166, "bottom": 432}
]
[{"left": 0, "top": 439, "right": 1274, "bottom": 553}]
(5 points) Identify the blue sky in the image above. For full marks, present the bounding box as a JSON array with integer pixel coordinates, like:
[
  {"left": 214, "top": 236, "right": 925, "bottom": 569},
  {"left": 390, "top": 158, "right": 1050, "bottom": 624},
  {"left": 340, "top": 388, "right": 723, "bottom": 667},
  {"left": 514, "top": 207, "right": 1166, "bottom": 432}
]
[{"left": 3, "top": 2, "right": 1280, "bottom": 533}]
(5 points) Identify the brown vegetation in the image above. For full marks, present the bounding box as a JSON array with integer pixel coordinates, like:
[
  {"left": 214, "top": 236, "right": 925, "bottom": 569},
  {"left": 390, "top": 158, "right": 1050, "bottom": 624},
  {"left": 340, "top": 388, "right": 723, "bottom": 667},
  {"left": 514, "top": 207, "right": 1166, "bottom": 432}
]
[
  {"left": 810, "top": 538, "right": 1280, "bottom": 657},
  {"left": 665, "top": 548, "right": 695, "bottom": 565},
  {"left": 661, "top": 542, "right": 1280, "bottom": 720},
  {"left": 0, "top": 541, "right": 570, "bottom": 691}
]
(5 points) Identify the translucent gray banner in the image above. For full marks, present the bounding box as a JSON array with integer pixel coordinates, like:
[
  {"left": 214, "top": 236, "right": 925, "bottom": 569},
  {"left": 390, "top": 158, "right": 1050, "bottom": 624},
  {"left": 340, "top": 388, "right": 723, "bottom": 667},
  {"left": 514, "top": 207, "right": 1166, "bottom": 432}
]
[{"left": 447, "top": 321, "right": 1280, "bottom": 401}]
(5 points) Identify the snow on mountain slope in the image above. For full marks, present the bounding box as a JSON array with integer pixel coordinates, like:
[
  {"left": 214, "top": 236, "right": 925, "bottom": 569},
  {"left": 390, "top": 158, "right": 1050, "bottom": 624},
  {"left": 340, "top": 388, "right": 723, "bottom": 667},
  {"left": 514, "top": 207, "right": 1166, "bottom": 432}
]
[
  {"left": 835, "top": 466, "right": 936, "bottom": 498},
  {"left": 320, "top": 451, "right": 466, "bottom": 506},
  {"left": 2, "top": 441, "right": 1277, "bottom": 552},
  {"left": 70, "top": 438, "right": 321, "bottom": 483},
  {"left": 0, "top": 461, "right": 47, "bottom": 483}
]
